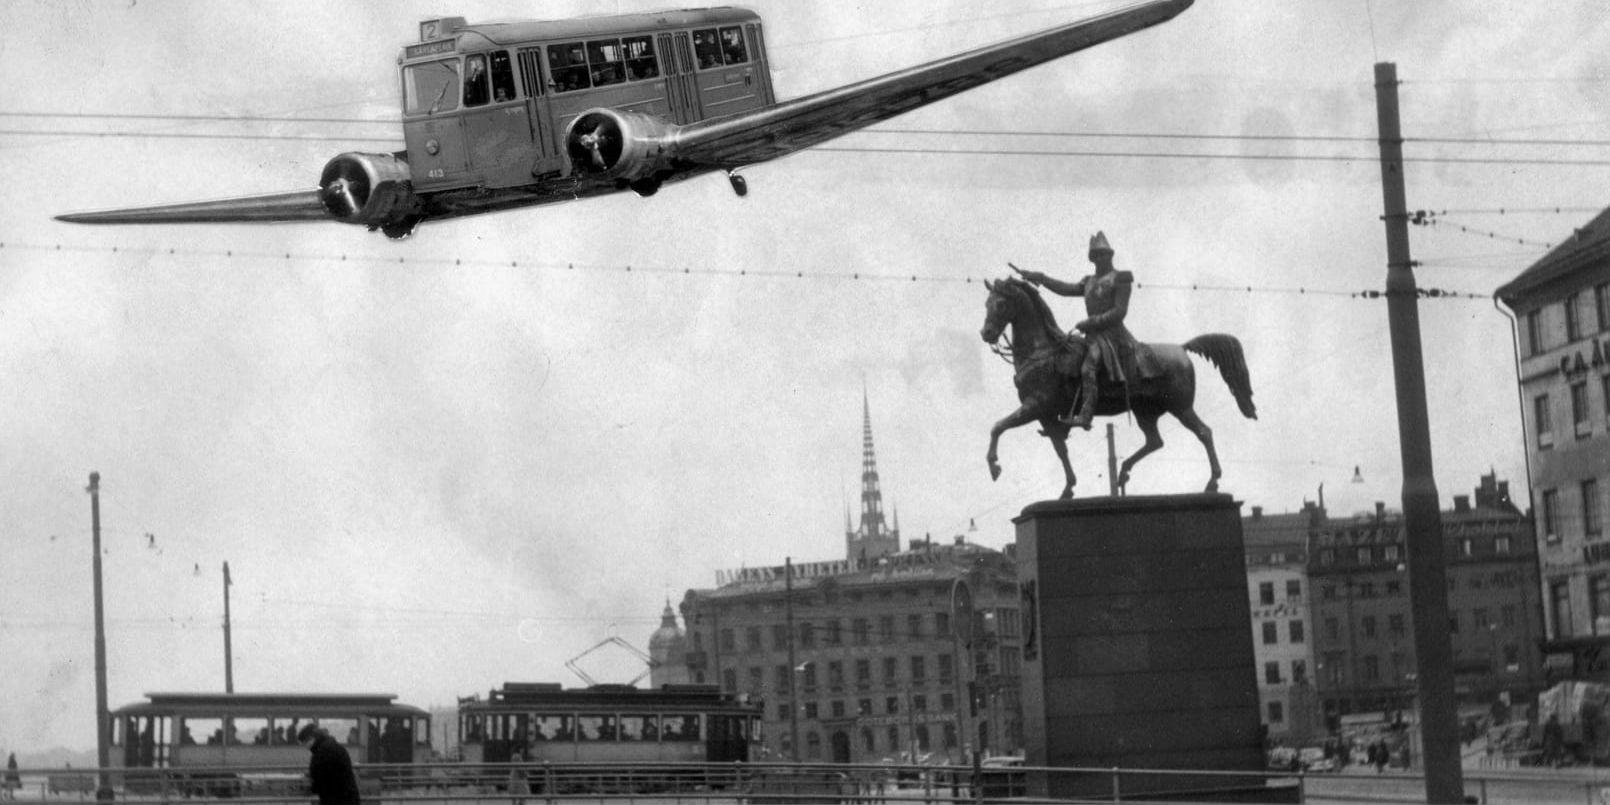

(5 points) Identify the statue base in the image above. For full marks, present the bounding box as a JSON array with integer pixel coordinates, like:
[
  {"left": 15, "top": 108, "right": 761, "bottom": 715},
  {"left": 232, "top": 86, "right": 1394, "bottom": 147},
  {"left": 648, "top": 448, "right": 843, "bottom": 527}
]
[{"left": 1014, "top": 494, "right": 1293, "bottom": 802}]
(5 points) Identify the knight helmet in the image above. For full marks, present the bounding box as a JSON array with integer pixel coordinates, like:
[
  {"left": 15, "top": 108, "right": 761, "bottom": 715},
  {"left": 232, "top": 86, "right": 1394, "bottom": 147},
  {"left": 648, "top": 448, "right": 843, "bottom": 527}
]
[{"left": 1088, "top": 231, "right": 1114, "bottom": 259}]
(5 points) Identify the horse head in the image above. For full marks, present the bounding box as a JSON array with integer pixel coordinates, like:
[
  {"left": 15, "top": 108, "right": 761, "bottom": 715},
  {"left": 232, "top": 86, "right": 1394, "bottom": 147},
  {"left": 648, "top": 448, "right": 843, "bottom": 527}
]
[{"left": 981, "top": 276, "right": 1061, "bottom": 348}]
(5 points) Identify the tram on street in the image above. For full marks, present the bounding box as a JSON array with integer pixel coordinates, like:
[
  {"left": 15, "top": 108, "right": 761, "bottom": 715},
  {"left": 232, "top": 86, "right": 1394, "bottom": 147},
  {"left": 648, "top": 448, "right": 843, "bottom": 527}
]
[
  {"left": 458, "top": 683, "right": 761, "bottom": 771},
  {"left": 109, "top": 692, "right": 431, "bottom": 793}
]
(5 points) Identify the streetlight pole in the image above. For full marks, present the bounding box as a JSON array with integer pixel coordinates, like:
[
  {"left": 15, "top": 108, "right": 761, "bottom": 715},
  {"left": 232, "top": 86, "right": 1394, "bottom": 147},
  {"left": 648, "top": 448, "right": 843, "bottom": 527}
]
[
  {"left": 785, "top": 558, "right": 799, "bottom": 762},
  {"left": 88, "top": 473, "right": 114, "bottom": 803},
  {"left": 223, "top": 562, "right": 234, "bottom": 693}
]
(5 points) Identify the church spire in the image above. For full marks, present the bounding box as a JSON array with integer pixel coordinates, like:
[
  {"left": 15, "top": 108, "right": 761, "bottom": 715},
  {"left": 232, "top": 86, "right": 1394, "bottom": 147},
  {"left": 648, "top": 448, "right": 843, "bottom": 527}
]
[{"left": 847, "top": 389, "right": 900, "bottom": 561}]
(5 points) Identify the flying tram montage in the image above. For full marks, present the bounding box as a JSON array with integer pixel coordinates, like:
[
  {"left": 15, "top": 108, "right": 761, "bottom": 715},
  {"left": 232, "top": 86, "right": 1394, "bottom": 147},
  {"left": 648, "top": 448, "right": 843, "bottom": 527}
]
[{"left": 57, "top": 1, "right": 1193, "bottom": 239}]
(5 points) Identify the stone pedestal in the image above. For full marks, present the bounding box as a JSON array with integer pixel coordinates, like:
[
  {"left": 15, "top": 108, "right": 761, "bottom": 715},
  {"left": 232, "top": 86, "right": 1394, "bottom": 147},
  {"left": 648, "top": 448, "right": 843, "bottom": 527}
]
[{"left": 1016, "top": 494, "right": 1277, "bottom": 801}]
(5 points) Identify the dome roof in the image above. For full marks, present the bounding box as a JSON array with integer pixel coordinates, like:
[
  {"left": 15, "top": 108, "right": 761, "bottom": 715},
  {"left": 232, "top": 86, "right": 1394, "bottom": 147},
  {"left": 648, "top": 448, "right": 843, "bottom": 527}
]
[{"left": 648, "top": 601, "right": 686, "bottom": 654}]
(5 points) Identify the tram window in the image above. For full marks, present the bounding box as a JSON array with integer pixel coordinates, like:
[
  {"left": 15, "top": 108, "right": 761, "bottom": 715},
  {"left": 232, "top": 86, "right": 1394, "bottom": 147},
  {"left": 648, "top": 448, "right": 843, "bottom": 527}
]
[
  {"left": 404, "top": 58, "right": 461, "bottom": 115},
  {"left": 587, "top": 39, "right": 626, "bottom": 87},
  {"left": 464, "top": 54, "right": 491, "bottom": 107},
  {"left": 186, "top": 718, "right": 225, "bottom": 746},
  {"left": 232, "top": 717, "right": 270, "bottom": 746},
  {"left": 488, "top": 51, "right": 517, "bottom": 102},
  {"left": 463, "top": 714, "right": 486, "bottom": 742},
  {"left": 664, "top": 714, "right": 701, "bottom": 742},
  {"left": 548, "top": 42, "right": 590, "bottom": 92},
  {"left": 533, "top": 714, "right": 570, "bottom": 741},
  {"left": 270, "top": 718, "right": 302, "bottom": 745},
  {"left": 719, "top": 26, "right": 748, "bottom": 65},
  {"left": 620, "top": 714, "right": 658, "bottom": 741},
  {"left": 575, "top": 714, "right": 612, "bottom": 741},
  {"left": 378, "top": 717, "right": 414, "bottom": 762},
  {"left": 320, "top": 717, "right": 360, "bottom": 747},
  {"left": 623, "top": 36, "right": 658, "bottom": 80},
  {"left": 692, "top": 29, "right": 722, "bottom": 69}
]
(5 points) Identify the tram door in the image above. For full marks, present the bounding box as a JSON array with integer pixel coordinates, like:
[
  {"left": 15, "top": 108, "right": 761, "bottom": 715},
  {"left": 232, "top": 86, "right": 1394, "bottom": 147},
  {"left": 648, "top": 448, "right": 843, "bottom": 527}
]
[
  {"left": 658, "top": 32, "right": 702, "bottom": 123},
  {"left": 517, "top": 47, "right": 565, "bottom": 176},
  {"left": 462, "top": 51, "right": 538, "bottom": 187}
]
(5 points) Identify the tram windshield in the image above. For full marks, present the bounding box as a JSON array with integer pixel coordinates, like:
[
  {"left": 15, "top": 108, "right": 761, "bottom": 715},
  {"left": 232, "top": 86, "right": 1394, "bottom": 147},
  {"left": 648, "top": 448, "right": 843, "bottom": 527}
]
[{"left": 404, "top": 58, "right": 460, "bottom": 115}]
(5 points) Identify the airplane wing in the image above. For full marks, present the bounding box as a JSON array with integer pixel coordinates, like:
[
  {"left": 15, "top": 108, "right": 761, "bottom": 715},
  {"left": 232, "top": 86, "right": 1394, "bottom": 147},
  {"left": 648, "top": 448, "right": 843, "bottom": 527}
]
[
  {"left": 669, "top": 0, "right": 1193, "bottom": 168},
  {"left": 54, "top": 190, "right": 330, "bottom": 225}
]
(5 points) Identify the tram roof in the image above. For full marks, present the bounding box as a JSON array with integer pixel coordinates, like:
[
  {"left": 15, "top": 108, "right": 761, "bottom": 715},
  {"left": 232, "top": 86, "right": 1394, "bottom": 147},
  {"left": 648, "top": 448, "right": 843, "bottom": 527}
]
[
  {"left": 115, "top": 692, "right": 426, "bottom": 716},
  {"left": 462, "top": 683, "right": 757, "bottom": 711},
  {"left": 437, "top": 7, "right": 761, "bottom": 52}
]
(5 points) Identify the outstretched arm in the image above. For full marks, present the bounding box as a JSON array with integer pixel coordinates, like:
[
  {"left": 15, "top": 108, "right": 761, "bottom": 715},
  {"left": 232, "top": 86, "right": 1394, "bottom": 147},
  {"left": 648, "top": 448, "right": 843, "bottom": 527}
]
[{"left": 1009, "top": 263, "right": 1085, "bottom": 297}]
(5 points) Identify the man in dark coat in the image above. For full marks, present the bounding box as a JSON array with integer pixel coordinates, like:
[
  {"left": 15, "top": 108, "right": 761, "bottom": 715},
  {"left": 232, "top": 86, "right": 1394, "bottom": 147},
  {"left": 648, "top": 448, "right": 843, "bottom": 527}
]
[{"left": 298, "top": 724, "right": 361, "bottom": 805}]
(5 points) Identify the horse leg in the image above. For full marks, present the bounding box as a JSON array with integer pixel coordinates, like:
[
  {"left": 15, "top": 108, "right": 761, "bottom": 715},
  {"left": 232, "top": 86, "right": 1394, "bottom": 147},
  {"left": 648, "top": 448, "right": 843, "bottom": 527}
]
[
  {"left": 1116, "top": 410, "right": 1164, "bottom": 495},
  {"left": 1172, "top": 406, "right": 1221, "bottom": 492},
  {"left": 1046, "top": 424, "right": 1077, "bottom": 499},
  {"left": 987, "top": 404, "right": 1042, "bottom": 481}
]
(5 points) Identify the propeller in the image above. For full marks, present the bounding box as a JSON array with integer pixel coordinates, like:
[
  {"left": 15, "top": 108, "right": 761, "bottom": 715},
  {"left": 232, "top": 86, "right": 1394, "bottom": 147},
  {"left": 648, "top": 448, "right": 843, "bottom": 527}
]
[
  {"left": 578, "top": 123, "right": 611, "bottom": 170},
  {"left": 318, "top": 157, "right": 373, "bottom": 220},
  {"left": 566, "top": 113, "right": 625, "bottom": 174}
]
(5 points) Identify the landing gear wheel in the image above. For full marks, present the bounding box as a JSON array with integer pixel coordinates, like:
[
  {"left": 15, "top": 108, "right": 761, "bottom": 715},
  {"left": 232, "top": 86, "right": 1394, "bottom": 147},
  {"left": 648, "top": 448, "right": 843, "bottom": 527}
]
[
  {"left": 727, "top": 172, "right": 748, "bottom": 197},
  {"left": 629, "top": 178, "right": 662, "bottom": 197},
  {"left": 379, "top": 216, "right": 420, "bottom": 240}
]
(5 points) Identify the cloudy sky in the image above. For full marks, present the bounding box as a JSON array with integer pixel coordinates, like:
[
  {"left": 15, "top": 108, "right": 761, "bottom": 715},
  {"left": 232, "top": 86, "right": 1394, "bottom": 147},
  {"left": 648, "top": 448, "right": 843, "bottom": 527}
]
[{"left": 3, "top": 0, "right": 1606, "bottom": 753}]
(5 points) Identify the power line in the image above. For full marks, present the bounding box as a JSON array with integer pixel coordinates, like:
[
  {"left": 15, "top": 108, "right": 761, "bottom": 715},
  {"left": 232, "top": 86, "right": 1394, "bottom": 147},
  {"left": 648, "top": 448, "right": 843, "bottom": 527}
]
[
  {"left": 0, "top": 129, "right": 400, "bottom": 144},
  {"left": 0, "top": 111, "right": 395, "bottom": 125},
  {"left": 0, "top": 240, "right": 1498, "bottom": 300},
  {"left": 814, "top": 145, "right": 1610, "bottom": 167}
]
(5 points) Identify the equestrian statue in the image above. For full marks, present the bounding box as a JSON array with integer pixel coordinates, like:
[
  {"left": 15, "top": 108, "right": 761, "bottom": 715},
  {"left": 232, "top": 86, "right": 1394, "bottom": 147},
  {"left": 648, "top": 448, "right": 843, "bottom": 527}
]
[{"left": 979, "top": 232, "right": 1256, "bottom": 499}]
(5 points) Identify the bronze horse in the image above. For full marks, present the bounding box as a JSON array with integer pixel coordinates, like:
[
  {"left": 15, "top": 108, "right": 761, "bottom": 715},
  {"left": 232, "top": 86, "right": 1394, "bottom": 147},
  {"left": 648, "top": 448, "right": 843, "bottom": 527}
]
[{"left": 979, "top": 276, "right": 1256, "bottom": 498}]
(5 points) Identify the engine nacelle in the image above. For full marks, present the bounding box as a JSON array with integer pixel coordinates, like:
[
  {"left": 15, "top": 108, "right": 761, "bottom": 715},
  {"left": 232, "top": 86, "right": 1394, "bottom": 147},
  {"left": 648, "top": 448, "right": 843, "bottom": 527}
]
[
  {"left": 318, "top": 152, "right": 419, "bottom": 229},
  {"left": 564, "top": 109, "right": 679, "bottom": 181}
]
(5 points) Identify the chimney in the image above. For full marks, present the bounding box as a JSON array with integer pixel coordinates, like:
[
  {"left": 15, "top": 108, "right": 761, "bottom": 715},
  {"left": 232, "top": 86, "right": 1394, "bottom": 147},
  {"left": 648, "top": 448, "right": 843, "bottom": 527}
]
[
  {"left": 1252, "top": 506, "right": 1264, "bottom": 520},
  {"left": 1375, "top": 501, "right": 1386, "bottom": 523},
  {"left": 1454, "top": 495, "right": 1471, "bottom": 513}
]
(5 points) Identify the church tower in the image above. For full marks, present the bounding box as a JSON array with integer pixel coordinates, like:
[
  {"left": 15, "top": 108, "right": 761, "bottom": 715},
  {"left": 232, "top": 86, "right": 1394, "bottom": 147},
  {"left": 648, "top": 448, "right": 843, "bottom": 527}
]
[
  {"left": 845, "top": 391, "right": 901, "bottom": 563},
  {"left": 647, "top": 600, "right": 690, "bottom": 688}
]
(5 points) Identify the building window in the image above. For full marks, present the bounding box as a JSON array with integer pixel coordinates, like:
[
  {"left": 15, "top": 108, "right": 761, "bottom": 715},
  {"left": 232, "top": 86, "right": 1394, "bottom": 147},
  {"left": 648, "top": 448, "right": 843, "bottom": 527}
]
[
  {"left": 1319, "top": 549, "right": 1335, "bottom": 567},
  {"left": 1322, "top": 585, "right": 1337, "bottom": 600},
  {"left": 1384, "top": 545, "right": 1401, "bottom": 562},
  {"left": 1495, "top": 536, "right": 1512, "bottom": 554},
  {"left": 831, "top": 700, "right": 846, "bottom": 718},
  {"left": 915, "top": 725, "right": 931, "bottom": 752},
  {"left": 1525, "top": 309, "right": 1543, "bottom": 356},
  {"left": 852, "top": 618, "right": 870, "bottom": 645},
  {"left": 942, "top": 723, "right": 958, "bottom": 749},
  {"left": 910, "top": 656, "right": 926, "bottom": 683},
  {"left": 1536, "top": 394, "right": 1554, "bottom": 449},
  {"left": 1389, "top": 613, "right": 1405, "bottom": 638},
  {"left": 776, "top": 664, "right": 792, "bottom": 693},
  {"left": 1267, "top": 701, "right": 1285, "bottom": 723},
  {"left": 772, "top": 624, "right": 789, "bottom": 651},
  {"left": 1574, "top": 382, "right": 1593, "bottom": 439},
  {"left": 748, "top": 666, "right": 764, "bottom": 693},
  {"left": 907, "top": 614, "right": 922, "bottom": 639},
  {"left": 1544, "top": 489, "right": 1561, "bottom": 543},
  {"left": 1459, "top": 538, "right": 1474, "bottom": 557},
  {"left": 825, "top": 620, "right": 842, "bottom": 646},
  {"left": 719, "top": 628, "right": 736, "bottom": 652},
  {"left": 935, "top": 612, "right": 950, "bottom": 638},
  {"left": 1596, "top": 283, "right": 1610, "bottom": 332},
  {"left": 1324, "top": 653, "right": 1346, "bottom": 685},
  {"left": 1552, "top": 579, "right": 1574, "bottom": 639},
  {"left": 1290, "top": 620, "right": 1306, "bottom": 643},
  {"left": 746, "top": 626, "right": 763, "bottom": 651},
  {"left": 1363, "top": 655, "right": 1380, "bottom": 682},
  {"left": 1325, "top": 617, "right": 1339, "bottom": 640},
  {"left": 1592, "top": 576, "right": 1610, "bottom": 635},
  {"left": 1363, "top": 615, "right": 1377, "bottom": 638},
  {"left": 1387, "top": 580, "right": 1402, "bottom": 595},
  {"left": 777, "top": 703, "right": 789, "bottom": 720},
  {"left": 858, "top": 699, "right": 872, "bottom": 716},
  {"left": 1566, "top": 293, "right": 1583, "bottom": 341},
  {"left": 1292, "top": 660, "right": 1308, "bottom": 684},
  {"left": 805, "top": 731, "right": 821, "bottom": 759},
  {"left": 912, "top": 695, "right": 927, "bottom": 712},
  {"left": 1265, "top": 662, "right": 1282, "bottom": 684},
  {"left": 827, "top": 661, "right": 845, "bottom": 690},
  {"left": 1286, "top": 579, "right": 1302, "bottom": 599},
  {"left": 1262, "top": 622, "right": 1278, "bottom": 645},
  {"left": 855, "top": 659, "right": 871, "bottom": 687},
  {"left": 1502, "top": 604, "right": 1516, "bottom": 627},
  {"left": 1259, "top": 582, "right": 1275, "bottom": 605},
  {"left": 722, "top": 668, "right": 737, "bottom": 690},
  {"left": 1473, "top": 608, "right": 1491, "bottom": 629},
  {"left": 1586, "top": 479, "right": 1604, "bottom": 538},
  {"left": 882, "top": 656, "right": 898, "bottom": 686},
  {"left": 879, "top": 616, "right": 894, "bottom": 642},
  {"left": 937, "top": 654, "right": 954, "bottom": 684},
  {"left": 861, "top": 727, "right": 875, "bottom": 753},
  {"left": 1357, "top": 547, "right": 1373, "bottom": 565},
  {"left": 800, "top": 622, "right": 815, "bottom": 648},
  {"left": 887, "top": 726, "right": 900, "bottom": 752},
  {"left": 885, "top": 696, "right": 899, "bottom": 715},
  {"left": 1448, "top": 612, "right": 1460, "bottom": 634}
]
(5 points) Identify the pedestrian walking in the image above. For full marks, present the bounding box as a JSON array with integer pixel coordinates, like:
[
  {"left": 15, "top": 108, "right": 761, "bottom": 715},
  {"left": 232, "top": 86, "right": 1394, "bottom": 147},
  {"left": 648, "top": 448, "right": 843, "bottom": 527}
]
[
  {"left": 299, "top": 724, "right": 362, "bottom": 805},
  {"left": 508, "top": 751, "right": 530, "bottom": 805},
  {"left": 4, "top": 753, "right": 20, "bottom": 801}
]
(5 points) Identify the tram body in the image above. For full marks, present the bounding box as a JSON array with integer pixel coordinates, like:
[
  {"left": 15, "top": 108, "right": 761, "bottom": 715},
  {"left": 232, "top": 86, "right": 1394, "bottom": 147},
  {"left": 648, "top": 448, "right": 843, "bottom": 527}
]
[
  {"left": 459, "top": 683, "right": 761, "bottom": 766},
  {"left": 398, "top": 8, "right": 773, "bottom": 193},
  {"left": 110, "top": 693, "right": 430, "bottom": 792}
]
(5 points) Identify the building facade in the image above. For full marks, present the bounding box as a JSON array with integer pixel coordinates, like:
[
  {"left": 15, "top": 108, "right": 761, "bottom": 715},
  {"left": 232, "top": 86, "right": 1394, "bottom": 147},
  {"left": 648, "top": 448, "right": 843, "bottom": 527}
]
[
  {"left": 1497, "top": 216, "right": 1610, "bottom": 680},
  {"left": 1307, "top": 476, "right": 1545, "bottom": 724},
  {"left": 1243, "top": 502, "right": 1323, "bottom": 744},
  {"left": 675, "top": 396, "right": 1024, "bottom": 762}
]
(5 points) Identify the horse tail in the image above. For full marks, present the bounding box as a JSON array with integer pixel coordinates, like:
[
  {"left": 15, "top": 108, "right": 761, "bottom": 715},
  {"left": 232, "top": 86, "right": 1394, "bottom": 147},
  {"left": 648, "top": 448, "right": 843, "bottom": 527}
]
[{"left": 1184, "top": 334, "right": 1257, "bottom": 420}]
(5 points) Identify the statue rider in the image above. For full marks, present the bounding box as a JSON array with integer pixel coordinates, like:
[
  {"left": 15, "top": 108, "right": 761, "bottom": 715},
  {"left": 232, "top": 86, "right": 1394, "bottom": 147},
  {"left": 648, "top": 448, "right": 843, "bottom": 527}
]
[{"left": 1012, "top": 231, "right": 1142, "bottom": 429}]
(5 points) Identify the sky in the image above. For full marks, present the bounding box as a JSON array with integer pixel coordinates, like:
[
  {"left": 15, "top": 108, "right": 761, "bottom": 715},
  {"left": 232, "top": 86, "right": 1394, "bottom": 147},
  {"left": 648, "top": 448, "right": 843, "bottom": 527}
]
[{"left": 2, "top": 0, "right": 1607, "bottom": 754}]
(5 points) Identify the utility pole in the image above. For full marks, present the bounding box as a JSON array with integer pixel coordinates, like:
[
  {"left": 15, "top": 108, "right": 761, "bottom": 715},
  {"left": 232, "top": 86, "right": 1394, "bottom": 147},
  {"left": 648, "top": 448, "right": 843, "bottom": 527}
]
[
  {"left": 88, "top": 473, "right": 113, "bottom": 802},
  {"left": 785, "top": 557, "right": 799, "bottom": 762},
  {"left": 223, "top": 562, "right": 234, "bottom": 693},
  {"left": 1373, "top": 61, "right": 1463, "bottom": 804}
]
